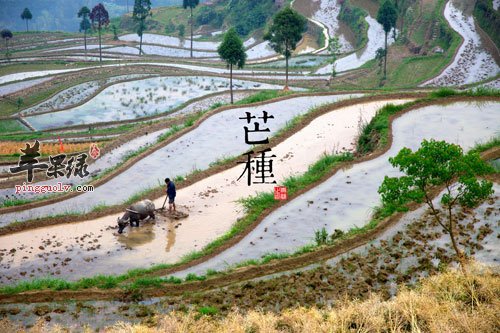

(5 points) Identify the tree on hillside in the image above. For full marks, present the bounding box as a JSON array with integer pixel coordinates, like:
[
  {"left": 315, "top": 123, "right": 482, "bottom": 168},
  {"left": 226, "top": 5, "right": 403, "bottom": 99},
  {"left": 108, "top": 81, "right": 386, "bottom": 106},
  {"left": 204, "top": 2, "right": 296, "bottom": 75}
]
[
  {"left": 329, "top": 36, "right": 341, "bottom": 79},
  {"left": 1, "top": 29, "right": 13, "bottom": 61},
  {"left": 90, "top": 3, "right": 110, "bottom": 63},
  {"left": 217, "top": 28, "right": 247, "bottom": 104},
  {"left": 178, "top": 24, "right": 186, "bottom": 39},
  {"left": 183, "top": 0, "right": 199, "bottom": 58},
  {"left": 133, "top": 0, "right": 152, "bottom": 56},
  {"left": 78, "top": 6, "right": 91, "bottom": 54},
  {"left": 377, "top": 0, "right": 397, "bottom": 79},
  {"left": 264, "top": 7, "right": 307, "bottom": 90},
  {"left": 378, "top": 140, "right": 494, "bottom": 272},
  {"left": 21, "top": 8, "right": 33, "bottom": 32}
]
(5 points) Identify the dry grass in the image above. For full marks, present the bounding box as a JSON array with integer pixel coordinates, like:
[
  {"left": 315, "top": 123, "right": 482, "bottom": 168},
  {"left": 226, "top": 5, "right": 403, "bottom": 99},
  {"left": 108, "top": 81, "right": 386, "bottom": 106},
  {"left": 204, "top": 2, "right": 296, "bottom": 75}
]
[
  {"left": 1, "top": 263, "right": 498, "bottom": 332},
  {"left": 0, "top": 142, "right": 91, "bottom": 156}
]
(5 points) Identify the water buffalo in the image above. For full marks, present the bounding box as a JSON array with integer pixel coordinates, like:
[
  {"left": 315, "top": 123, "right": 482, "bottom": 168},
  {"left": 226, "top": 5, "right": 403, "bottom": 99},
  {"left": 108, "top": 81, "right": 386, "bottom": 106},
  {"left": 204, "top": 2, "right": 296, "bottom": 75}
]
[{"left": 117, "top": 199, "right": 155, "bottom": 234}]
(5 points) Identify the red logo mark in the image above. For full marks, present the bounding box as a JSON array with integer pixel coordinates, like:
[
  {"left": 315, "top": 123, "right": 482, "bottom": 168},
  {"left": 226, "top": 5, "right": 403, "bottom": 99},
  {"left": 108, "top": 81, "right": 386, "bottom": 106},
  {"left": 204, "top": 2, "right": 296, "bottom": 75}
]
[
  {"left": 274, "top": 186, "right": 288, "bottom": 200},
  {"left": 89, "top": 143, "right": 100, "bottom": 159}
]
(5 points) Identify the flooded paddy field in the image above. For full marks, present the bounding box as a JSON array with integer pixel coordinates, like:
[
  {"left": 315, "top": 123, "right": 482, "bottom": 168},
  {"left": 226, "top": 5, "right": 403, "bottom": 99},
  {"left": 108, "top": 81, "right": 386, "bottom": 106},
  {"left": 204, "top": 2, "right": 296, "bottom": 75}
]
[
  {"left": 23, "top": 76, "right": 288, "bottom": 130},
  {"left": 173, "top": 101, "right": 499, "bottom": 277},
  {"left": 423, "top": 1, "right": 500, "bottom": 86},
  {"left": 0, "top": 94, "right": 379, "bottom": 283},
  {"left": 0, "top": 94, "right": 360, "bottom": 226}
]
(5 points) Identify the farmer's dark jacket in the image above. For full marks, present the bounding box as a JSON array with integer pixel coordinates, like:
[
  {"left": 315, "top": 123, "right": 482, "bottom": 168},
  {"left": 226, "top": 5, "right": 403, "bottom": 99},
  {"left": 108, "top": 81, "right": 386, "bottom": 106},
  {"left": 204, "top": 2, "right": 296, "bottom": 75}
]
[{"left": 167, "top": 182, "right": 176, "bottom": 198}]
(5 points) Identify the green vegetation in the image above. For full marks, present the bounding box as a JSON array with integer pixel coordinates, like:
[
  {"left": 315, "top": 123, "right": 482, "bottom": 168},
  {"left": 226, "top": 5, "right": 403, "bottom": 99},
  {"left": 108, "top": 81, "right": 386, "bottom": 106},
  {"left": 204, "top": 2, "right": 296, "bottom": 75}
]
[
  {"left": 183, "top": 0, "right": 199, "bottom": 58},
  {"left": 133, "top": 0, "right": 152, "bottom": 56},
  {"left": 357, "top": 102, "right": 407, "bottom": 154},
  {"left": 474, "top": 0, "right": 500, "bottom": 49},
  {"left": 90, "top": 3, "right": 110, "bottom": 62},
  {"left": 339, "top": 0, "right": 368, "bottom": 48},
  {"left": 1, "top": 92, "right": 498, "bottom": 294},
  {"left": 377, "top": 0, "right": 397, "bottom": 78},
  {"left": 379, "top": 139, "right": 494, "bottom": 270},
  {"left": 20, "top": 8, "right": 33, "bottom": 32},
  {"left": 217, "top": 28, "right": 247, "bottom": 104},
  {"left": 265, "top": 7, "right": 308, "bottom": 88},
  {"left": 0, "top": 119, "right": 28, "bottom": 133},
  {"left": 197, "top": 306, "right": 219, "bottom": 316},
  {"left": 77, "top": 6, "right": 91, "bottom": 53}
]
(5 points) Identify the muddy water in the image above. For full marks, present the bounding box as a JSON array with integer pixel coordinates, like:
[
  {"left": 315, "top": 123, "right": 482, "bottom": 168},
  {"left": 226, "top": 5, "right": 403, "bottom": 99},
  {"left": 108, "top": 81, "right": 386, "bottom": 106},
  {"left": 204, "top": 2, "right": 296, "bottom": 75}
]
[
  {"left": 308, "top": 0, "right": 355, "bottom": 53},
  {"left": 0, "top": 129, "right": 169, "bottom": 202},
  {"left": 1, "top": 188, "right": 497, "bottom": 330},
  {"left": 0, "top": 97, "right": 408, "bottom": 283},
  {"left": 174, "top": 101, "right": 500, "bottom": 277},
  {"left": 25, "top": 76, "right": 288, "bottom": 130},
  {"left": 0, "top": 63, "right": 304, "bottom": 86},
  {"left": 422, "top": 1, "right": 500, "bottom": 86},
  {"left": 20, "top": 74, "right": 155, "bottom": 116},
  {"left": 315, "top": 16, "right": 395, "bottom": 74},
  {"left": 0, "top": 78, "right": 52, "bottom": 96},
  {"left": 0, "top": 94, "right": 360, "bottom": 227}
]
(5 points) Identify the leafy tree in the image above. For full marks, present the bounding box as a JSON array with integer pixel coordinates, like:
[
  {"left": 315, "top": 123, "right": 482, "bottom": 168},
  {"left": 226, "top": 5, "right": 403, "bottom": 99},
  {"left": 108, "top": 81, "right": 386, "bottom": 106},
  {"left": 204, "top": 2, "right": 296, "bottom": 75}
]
[
  {"left": 165, "top": 20, "right": 176, "bottom": 34},
  {"left": 21, "top": 8, "right": 33, "bottom": 32},
  {"left": 264, "top": 7, "right": 307, "bottom": 89},
  {"left": 78, "top": 6, "right": 91, "bottom": 54},
  {"left": 112, "top": 24, "right": 119, "bottom": 40},
  {"left": 16, "top": 97, "right": 24, "bottom": 110},
  {"left": 90, "top": 3, "right": 110, "bottom": 63},
  {"left": 183, "top": 0, "right": 199, "bottom": 58},
  {"left": 217, "top": 28, "right": 247, "bottom": 104},
  {"left": 178, "top": 24, "right": 185, "bottom": 39},
  {"left": 377, "top": 0, "right": 397, "bottom": 79},
  {"left": 133, "top": 0, "right": 152, "bottom": 56},
  {"left": 329, "top": 36, "right": 341, "bottom": 79},
  {"left": 378, "top": 140, "right": 494, "bottom": 272},
  {"left": 375, "top": 47, "right": 386, "bottom": 74},
  {"left": 1, "top": 29, "right": 13, "bottom": 60}
]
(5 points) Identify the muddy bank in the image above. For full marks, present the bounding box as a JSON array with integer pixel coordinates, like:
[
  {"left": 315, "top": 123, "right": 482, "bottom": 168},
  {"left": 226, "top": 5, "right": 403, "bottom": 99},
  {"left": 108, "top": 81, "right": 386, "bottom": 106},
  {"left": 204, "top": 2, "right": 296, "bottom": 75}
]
[
  {"left": 423, "top": 0, "right": 500, "bottom": 86},
  {"left": 172, "top": 100, "right": 500, "bottom": 277},
  {"left": 3, "top": 98, "right": 409, "bottom": 284},
  {"left": 0, "top": 94, "right": 363, "bottom": 226}
]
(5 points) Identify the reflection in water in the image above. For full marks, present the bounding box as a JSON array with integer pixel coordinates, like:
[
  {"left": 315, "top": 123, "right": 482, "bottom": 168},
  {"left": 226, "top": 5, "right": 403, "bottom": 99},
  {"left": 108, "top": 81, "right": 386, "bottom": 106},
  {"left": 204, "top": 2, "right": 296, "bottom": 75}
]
[
  {"left": 114, "top": 216, "right": 178, "bottom": 252},
  {"left": 116, "top": 220, "right": 156, "bottom": 248},
  {"left": 165, "top": 221, "right": 177, "bottom": 253}
]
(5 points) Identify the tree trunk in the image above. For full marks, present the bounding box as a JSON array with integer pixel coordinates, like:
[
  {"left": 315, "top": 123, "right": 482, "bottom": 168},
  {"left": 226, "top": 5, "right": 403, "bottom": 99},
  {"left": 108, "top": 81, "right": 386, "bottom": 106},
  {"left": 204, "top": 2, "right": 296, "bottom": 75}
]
[
  {"left": 26, "top": 19, "right": 28, "bottom": 32},
  {"left": 140, "top": 33, "right": 143, "bottom": 56},
  {"left": 98, "top": 27, "right": 102, "bottom": 63},
  {"left": 190, "top": 6, "right": 193, "bottom": 58},
  {"left": 230, "top": 63, "right": 233, "bottom": 104},
  {"left": 84, "top": 29, "right": 87, "bottom": 55},
  {"left": 285, "top": 54, "right": 289, "bottom": 90},
  {"left": 384, "top": 31, "right": 388, "bottom": 79},
  {"left": 448, "top": 205, "right": 467, "bottom": 273}
]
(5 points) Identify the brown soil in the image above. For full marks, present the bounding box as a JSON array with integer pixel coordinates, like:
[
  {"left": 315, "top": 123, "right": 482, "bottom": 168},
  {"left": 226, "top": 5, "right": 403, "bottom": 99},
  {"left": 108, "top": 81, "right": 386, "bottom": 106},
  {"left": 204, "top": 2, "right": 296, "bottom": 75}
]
[
  {"left": 0, "top": 96, "right": 497, "bottom": 304},
  {"left": 0, "top": 92, "right": 427, "bottom": 230}
]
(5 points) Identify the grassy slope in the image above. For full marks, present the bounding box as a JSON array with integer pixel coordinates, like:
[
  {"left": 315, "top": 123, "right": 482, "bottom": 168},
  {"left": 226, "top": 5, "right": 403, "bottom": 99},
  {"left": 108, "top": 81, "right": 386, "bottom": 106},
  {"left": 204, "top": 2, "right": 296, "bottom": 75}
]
[
  {"left": 331, "top": 0, "right": 461, "bottom": 88},
  {"left": 1, "top": 263, "right": 497, "bottom": 332}
]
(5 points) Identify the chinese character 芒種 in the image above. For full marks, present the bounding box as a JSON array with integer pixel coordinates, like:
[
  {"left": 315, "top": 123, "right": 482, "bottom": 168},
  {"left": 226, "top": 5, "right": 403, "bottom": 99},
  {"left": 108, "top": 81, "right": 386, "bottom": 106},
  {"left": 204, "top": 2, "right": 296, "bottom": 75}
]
[
  {"left": 239, "top": 111, "right": 274, "bottom": 144},
  {"left": 237, "top": 148, "right": 277, "bottom": 186}
]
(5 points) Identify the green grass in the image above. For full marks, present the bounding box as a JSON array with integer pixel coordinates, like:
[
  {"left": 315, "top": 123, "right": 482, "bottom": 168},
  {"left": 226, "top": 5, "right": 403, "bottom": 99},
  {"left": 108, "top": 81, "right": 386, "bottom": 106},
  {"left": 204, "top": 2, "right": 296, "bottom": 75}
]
[
  {"left": 2, "top": 92, "right": 498, "bottom": 294},
  {"left": 469, "top": 136, "right": 500, "bottom": 155},
  {"left": 235, "top": 90, "right": 294, "bottom": 105},
  {"left": 0, "top": 119, "right": 28, "bottom": 133},
  {"left": 197, "top": 306, "right": 219, "bottom": 316},
  {"left": 0, "top": 198, "right": 34, "bottom": 209}
]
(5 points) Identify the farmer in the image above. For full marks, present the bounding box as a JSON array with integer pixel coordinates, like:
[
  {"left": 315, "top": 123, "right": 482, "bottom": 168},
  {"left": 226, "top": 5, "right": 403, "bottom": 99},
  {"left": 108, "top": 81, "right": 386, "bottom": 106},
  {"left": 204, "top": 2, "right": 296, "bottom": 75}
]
[{"left": 165, "top": 178, "right": 176, "bottom": 212}]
